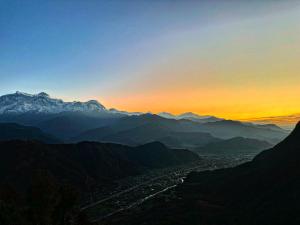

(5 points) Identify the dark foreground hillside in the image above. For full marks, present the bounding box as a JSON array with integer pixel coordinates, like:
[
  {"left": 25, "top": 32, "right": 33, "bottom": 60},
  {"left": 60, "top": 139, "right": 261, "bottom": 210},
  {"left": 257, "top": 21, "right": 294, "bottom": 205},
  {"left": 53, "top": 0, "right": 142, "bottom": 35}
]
[
  {"left": 0, "top": 123, "right": 60, "bottom": 143},
  {"left": 0, "top": 141, "right": 199, "bottom": 192},
  {"left": 106, "top": 122, "right": 300, "bottom": 225},
  {"left": 0, "top": 141, "right": 199, "bottom": 225}
]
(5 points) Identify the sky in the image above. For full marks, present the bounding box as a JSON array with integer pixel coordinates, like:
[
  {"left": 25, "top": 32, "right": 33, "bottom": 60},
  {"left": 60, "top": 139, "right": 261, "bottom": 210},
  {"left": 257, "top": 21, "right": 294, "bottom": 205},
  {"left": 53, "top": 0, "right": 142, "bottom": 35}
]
[{"left": 1, "top": 0, "right": 300, "bottom": 121}]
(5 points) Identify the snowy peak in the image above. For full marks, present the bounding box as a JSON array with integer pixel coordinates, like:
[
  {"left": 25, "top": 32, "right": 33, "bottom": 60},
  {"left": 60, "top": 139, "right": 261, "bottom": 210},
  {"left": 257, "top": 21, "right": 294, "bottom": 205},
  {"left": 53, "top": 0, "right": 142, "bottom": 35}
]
[
  {"left": 37, "top": 92, "right": 50, "bottom": 98},
  {"left": 109, "top": 108, "right": 143, "bottom": 116},
  {"left": 0, "top": 91, "right": 106, "bottom": 114},
  {"left": 157, "top": 112, "right": 177, "bottom": 119},
  {"left": 158, "top": 111, "right": 222, "bottom": 122},
  {"left": 178, "top": 112, "right": 208, "bottom": 119}
]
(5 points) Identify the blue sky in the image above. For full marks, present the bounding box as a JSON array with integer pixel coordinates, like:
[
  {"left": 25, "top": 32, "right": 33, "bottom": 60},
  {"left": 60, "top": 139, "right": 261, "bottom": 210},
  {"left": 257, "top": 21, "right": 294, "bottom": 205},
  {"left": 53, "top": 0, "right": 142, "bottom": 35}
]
[{"left": 1, "top": 0, "right": 300, "bottom": 119}]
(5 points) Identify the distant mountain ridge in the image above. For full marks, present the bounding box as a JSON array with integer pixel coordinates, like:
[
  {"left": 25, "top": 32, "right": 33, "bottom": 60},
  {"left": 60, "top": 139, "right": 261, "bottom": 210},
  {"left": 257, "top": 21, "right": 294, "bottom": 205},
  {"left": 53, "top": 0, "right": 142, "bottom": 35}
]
[
  {"left": 0, "top": 92, "right": 220, "bottom": 123},
  {"left": 196, "top": 137, "right": 273, "bottom": 155},
  {"left": 0, "top": 92, "right": 289, "bottom": 145},
  {"left": 199, "top": 119, "right": 288, "bottom": 143},
  {"left": 72, "top": 115, "right": 221, "bottom": 148},
  {"left": 73, "top": 114, "right": 288, "bottom": 147},
  {"left": 0, "top": 91, "right": 289, "bottom": 129},
  {"left": 158, "top": 112, "right": 222, "bottom": 123}
]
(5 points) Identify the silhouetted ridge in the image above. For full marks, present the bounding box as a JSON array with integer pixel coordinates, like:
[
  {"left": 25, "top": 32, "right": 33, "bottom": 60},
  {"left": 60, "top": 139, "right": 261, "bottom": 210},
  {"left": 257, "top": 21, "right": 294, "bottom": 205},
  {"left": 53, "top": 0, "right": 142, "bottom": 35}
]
[
  {"left": 196, "top": 136, "right": 272, "bottom": 155},
  {"left": 138, "top": 141, "right": 167, "bottom": 149},
  {"left": 280, "top": 121, "right": 300, "bottom": 143},
  {"left": 0, "top": 123, "right": 60, "bottom": 143},
  {"left": 0, "top": 140, "right": 199, "bottom": 192},
  {"left": 205, "top": 119, "right": 243, "bottom": 126},
  {"left": 254, "top": 121, "right": 300, "bottom": 163}
]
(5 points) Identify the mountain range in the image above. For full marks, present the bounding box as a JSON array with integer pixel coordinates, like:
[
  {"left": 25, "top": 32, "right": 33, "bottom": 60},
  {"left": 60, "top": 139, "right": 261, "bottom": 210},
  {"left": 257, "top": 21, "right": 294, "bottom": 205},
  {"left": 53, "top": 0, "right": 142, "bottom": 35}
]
[
  {"left": 71, "top": 114, "right": 222, "bottom": 147},
  {"left": 0, "top": 92, "right": 290, "bottom": 152},
  {"left": 158, "top": 112, "right": 222, "bottom": 123},
  {"left": 72, "top": 114, "right": 287, "bottom": 147},
  {"left": 0, "top": 91, "right": 220, "bottom": 121},
  {"left": 0, "top": 91, "right": 106, "bottom": 114}
]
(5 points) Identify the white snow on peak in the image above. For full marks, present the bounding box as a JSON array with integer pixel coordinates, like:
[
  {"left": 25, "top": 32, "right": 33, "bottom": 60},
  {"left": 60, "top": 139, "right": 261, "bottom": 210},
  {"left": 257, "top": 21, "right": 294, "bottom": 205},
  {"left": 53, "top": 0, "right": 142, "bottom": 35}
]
[
  {"left": 0, "top": 91, "right": 106, "bottom": 114},
  {"left": 178, "top": 112, "right": 211, "bottom": 119},
  {"left": 158, "top": 111, "right": 222, "bottom": 123},
  {"left": 157, "top": 112, "right": 177, "bottom": 119},
  {"left": 109, "top": 108, "right": 143, "bottom": 116}
]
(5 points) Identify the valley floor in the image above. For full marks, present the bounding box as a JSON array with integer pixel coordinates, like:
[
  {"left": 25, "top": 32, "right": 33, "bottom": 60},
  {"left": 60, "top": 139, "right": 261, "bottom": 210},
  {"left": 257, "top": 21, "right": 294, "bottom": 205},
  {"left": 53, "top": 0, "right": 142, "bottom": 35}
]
[{"left": 81, "top": 154, "right": 253, "bottom": 223}]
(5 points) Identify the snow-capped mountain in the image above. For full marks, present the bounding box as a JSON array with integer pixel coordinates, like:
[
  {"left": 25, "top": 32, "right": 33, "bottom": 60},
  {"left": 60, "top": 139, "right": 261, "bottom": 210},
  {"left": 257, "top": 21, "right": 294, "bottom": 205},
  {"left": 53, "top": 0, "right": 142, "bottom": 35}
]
[
  {"left": 158, "top": 112, "right": 222, "bottom": 123},
  {"left": 0, "top": 91, "right": 106, "bottom": 114},
  {"left": 109, "top": 108, "right": 143, "bottom": 116},
  {"left": 177, "top": 112, "right": 212, "bottom": 120},
  {"left": 157, "top": 112, "right": 177, "bottom": 119}
]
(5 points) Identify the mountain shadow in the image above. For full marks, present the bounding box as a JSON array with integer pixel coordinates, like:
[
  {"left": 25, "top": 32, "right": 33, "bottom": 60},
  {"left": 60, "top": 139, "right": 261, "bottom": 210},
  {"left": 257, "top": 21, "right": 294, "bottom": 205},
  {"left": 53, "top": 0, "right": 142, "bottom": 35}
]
[
  {"left": 196, "top": 137, "right": 273, "bottom": 155},
  {"left": 0, "top": 123, "right": 60, "bottom": 144},
  {"left": 0, "top": 141, "right": 199, "bottom": 193}
]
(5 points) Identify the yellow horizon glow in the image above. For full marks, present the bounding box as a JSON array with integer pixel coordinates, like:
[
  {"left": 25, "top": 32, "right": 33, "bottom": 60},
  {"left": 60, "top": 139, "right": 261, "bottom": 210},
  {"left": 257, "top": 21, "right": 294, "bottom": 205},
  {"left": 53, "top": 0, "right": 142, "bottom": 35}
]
[
  {"left": 100, "top": 83, "right": 300, "bottom": 121},
  {"left": 97, "top": 8, "right": 300, "bottom": 124},
  {"left": 59, "top": 5, "right": 300, "bottom": 127}
]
